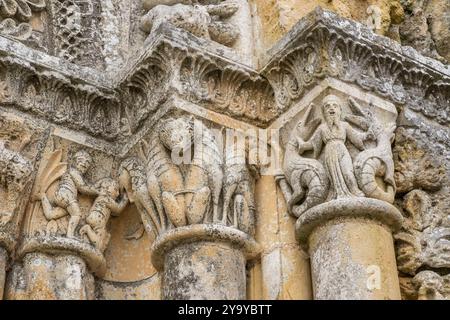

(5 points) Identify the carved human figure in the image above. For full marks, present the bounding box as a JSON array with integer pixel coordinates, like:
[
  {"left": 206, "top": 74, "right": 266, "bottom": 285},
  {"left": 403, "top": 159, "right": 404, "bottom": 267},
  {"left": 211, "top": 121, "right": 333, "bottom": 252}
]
[
  {"left": 36, "top": 150, "right": 98, "bottom": 238},
  {"left": 80, "top": 178, "right": 128, "bottom": 252},
  {"left": 298, "top": 95, "right": 370, "bottom": 199}
]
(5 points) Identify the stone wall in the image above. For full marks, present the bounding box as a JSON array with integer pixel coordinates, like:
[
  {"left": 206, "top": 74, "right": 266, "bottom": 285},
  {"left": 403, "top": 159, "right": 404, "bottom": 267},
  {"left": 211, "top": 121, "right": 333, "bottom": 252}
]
[{"left": 0, "top": 1, "right": 448, "bottom": 300}]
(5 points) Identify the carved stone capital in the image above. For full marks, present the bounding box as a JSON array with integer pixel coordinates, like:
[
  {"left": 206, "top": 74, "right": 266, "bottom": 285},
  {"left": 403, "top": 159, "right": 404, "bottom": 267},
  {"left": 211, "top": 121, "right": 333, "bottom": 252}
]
[
  {"left": 295, "top": 198, "right": 403, "bottom": 246},
  {"left": 151, "top": 224, "right": 260, "bottom": 271},
  {"left": 151, "top": 224, "right": 259, "bottom": 300},
  {"left": 17, "top": 236, "right": 106, "bottom": 277}
]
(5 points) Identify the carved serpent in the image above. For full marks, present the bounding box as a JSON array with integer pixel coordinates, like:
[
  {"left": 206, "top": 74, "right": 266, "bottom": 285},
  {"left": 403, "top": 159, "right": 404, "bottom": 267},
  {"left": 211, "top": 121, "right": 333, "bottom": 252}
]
[
  {"left": 354, "top": 123, "right": 396, "bottom": 203},
  {"left": 278, "top": 135, "right": 329, "bottom": 218}
]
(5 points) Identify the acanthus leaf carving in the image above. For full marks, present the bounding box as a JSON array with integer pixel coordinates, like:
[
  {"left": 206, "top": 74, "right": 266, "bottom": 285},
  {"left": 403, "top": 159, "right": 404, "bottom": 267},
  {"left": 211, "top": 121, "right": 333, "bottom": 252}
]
[{"left": 0, "top": 0, "right": 46, "bottom": 41}]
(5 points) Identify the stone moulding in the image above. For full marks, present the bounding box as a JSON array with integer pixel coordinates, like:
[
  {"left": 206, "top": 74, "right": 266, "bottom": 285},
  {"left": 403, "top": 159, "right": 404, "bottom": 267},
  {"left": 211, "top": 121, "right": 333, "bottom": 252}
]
[
  {"left": 0, "top": 7, "right": 447, "bottom": 155},
  {"left": 261, "top": 8, "right": 450, "bottom": 127},
  {"left": 295, "top": 198, "right": 404, "bottom": 246},
  {"left": 151, "top": 224, "right": 260, "bottom": 271},
  {"left": 17, "top": 236, "right": 107, "bottom": 277}
]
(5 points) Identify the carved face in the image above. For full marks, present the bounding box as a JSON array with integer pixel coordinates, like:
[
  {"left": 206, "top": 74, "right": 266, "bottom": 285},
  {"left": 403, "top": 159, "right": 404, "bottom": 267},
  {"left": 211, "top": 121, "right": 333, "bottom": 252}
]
[
  {"left": 159, "top": 118, "right": 193, "bottom": 152},
  {"left": 322, "top": 95, "right": 342, "bottom": 124},
  {"left": 74, "top": 151, "right": 93, "bottom": 174}
]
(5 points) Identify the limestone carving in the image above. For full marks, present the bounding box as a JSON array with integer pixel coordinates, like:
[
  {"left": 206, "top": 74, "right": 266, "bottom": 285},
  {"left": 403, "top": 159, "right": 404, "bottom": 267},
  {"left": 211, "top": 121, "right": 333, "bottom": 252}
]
[
  {"left": 413, "top": 271, "right": 449, "bottom": 300},
  {"left": 394, "top": 128, "right": 446, "bottom": 194},
  {"left": 33, "top": 150, "right": 98, "bottom": 238},
  {"left": 80, "top": 178, "right": 128, "bottom": 252},
  {"left": 223, "top": 142, "right": 259, "bottom": 235},
  {"left": 0, "top": 0, "right": 46, "bottom": 40},
  {"left": 394, "top": 189, "right": 450, "bottom": 275},
  {"left": 275, "top": 106, "right": 329, "bottom": 218},
  {"left": 398, "top": 0, "right": 446, "bottom": 62},
  {"left": 140, "top": 0, "right": 240, "bottom": 47},
  {"left": 277, "top": 95, "right": 396, "bottom": 218},
  {"left": 119, "top": 116, "right": 227, "bottom": 237},
  {"left": 264, "top": 9, "right": 450, "bottom": 126},
  {"left": 48, "top": 0, "right": 103, "bottom": 66},
  {"left": 0, "top": 140, "right": 33, "bottom": 225},
  {"left": 365, "top": 5, "right": 383, "bottom": 34}
]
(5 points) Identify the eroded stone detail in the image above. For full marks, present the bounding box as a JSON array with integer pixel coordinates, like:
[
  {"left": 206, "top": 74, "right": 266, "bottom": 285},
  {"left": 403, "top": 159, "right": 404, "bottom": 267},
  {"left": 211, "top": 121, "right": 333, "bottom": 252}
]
[
  {"left": 140, "top": 0, "right": 240, "bottom": 47},
  {"left": 0, "top": 2, "right": 447, "bottom": 301},
  {"left": 29, "top": 148, "right": 127, "bottom": 254},
  {"left": 119, "top": 116, "right": 259, "bottom": 238},
  {"left": 48, "top": 0, "right": 104, "bottom": 66},
  {"left": 393, "top": 122, "right": 449, "bottom": 300},
  {"left": 277, "top": 95, "right": 396, "bottom": 219},
  {"left": 0, "top": 140, "right": 32, "bottom": 226},
  {"left": 263, "top": 9, "right": 450, "bottom": 126},
  {"left": 0, "top": 0, "right": 46, "bottom": 40}
]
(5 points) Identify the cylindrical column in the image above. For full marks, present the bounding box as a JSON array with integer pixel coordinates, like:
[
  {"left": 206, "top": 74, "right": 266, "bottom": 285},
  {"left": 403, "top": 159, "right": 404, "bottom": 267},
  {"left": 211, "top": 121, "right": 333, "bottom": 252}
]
[
  {"left": 10, "top": 237, "right": 105, "bottom": 300},
  {"left": 256, "top": 175, "right": 312, "bottom": 300},
  {"left": 6, "top": 252, "right": 95, "bottom": 300},
  {"left": 296, "top": 198, "right": 403, "bottom": 300},
  {"left": 152, "top": 225, "right": 260, "bottom": 300}
]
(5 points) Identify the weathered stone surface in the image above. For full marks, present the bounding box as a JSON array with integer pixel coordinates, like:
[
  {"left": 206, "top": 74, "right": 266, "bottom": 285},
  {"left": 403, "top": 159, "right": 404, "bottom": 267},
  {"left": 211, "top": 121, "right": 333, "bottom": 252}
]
[
  {"left": 163, "top": 240, "right": 246, "bottom": 300},
  {"left": 5, "top": 252, "right": 95, "bottom": 300},
  {"left": 309, "top": 218, "right": 401, "bottom": 300},
  {"left": 0, "top": 1, "right": 448, "bottom": 301}
]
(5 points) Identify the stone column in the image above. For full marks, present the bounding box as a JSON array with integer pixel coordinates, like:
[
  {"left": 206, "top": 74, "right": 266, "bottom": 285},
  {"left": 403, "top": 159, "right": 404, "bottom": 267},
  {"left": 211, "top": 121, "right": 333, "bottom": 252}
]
[
  {"left": 255, "top": 175, "right": 312, "bottom": 300},
  {"left": 118, "top": 116, "right": 261, "bottom": 300},
  {"left": 10, "top": 238, "right": 102, "bottom": 300},
  {"left": 296, "top": 198, "right": 403, "bottom": 300},
  {"left": 151, "top": 225, "right": 259, "bottom": 300},
  {"left": 276, "top": 93, "right": 404, "bottom": 300},
  {"left": 8, "top": 148, "right": 119, "bottom": 300}
]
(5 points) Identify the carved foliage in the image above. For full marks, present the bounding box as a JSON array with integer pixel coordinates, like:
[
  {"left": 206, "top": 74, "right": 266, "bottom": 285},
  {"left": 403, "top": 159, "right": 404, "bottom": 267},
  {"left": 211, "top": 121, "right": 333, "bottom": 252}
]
[
  {"left": 0, "top": 0, "right": 46, "bottom": 40},
  {"left": 122, "top": 44, "right": 276, "bottom": 130},
  {"left": 0, "top": 62, "right": 120, "bottom": 140},
  {"left": 264, "top": 25, "right": 450, "bottom": 125}
]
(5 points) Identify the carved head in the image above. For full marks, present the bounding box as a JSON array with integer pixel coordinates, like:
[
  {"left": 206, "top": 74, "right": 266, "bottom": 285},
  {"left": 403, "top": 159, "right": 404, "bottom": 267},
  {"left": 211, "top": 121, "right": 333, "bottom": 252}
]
[
  {"left": 73, "top": 150, "right": 93, "bottom": 174},
  {"left": 6, "top": 154, "right": 33, "bottom": 188},
  {"left": 322, "top": 94, "right": 343, "bottom": 125},
  {"left": 159, "top": 117, "right": 194, "bottom": 152}
]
